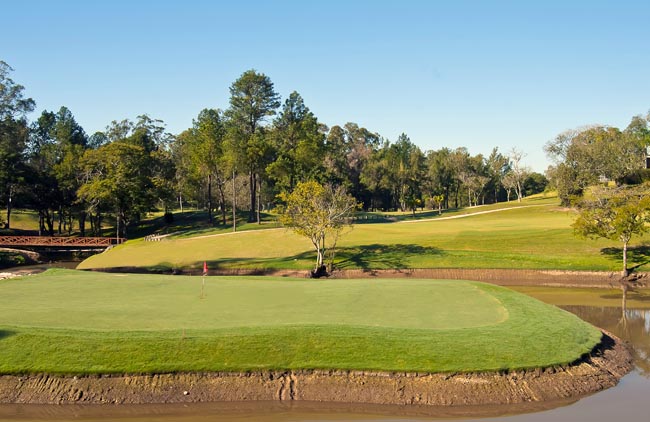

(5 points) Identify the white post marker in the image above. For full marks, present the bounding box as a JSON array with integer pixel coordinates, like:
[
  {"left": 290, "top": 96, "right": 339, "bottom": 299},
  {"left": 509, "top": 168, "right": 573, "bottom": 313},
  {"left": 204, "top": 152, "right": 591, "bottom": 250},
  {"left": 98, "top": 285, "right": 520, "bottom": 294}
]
[{"left": 201, "top": 261, "right": 208, "bottom": 299}]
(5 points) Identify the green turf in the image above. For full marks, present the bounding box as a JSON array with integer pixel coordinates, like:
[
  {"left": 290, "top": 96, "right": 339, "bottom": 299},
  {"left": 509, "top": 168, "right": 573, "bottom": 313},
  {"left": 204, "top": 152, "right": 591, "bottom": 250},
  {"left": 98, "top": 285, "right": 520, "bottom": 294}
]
[
  {"left": 78, "top": 197, "right": 650, "bottom": 272},
  {"left": 0, "top": 269, "right": 601, "bottom": 374}
]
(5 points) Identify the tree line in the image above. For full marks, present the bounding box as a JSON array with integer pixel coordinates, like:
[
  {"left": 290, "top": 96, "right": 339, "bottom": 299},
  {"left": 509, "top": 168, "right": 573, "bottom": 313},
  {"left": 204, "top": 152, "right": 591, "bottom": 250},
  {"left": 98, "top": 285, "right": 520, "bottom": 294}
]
[
  {"left": 545, "top": 114, "right": 650, "bottom": 205},
  {"left": 1, "top": 62, "right": 548, "bottom": 238}
]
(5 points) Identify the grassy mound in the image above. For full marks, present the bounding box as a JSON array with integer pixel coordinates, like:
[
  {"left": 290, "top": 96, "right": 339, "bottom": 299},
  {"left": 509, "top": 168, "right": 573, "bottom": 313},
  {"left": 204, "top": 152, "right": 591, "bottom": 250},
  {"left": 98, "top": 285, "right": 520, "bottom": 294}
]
[{"left": 0, "top": 269, "right": 601, "bottom": 374}]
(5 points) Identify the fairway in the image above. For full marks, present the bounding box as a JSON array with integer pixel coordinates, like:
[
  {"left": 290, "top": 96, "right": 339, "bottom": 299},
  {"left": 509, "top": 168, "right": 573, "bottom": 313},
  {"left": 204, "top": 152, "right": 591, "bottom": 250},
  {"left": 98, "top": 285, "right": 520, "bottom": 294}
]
[
  {"left": 78, "top": 197, "right": 650, "bottom": 273},
  {"left": 0, "top": 269, "right": 601, "bottom": 375}
]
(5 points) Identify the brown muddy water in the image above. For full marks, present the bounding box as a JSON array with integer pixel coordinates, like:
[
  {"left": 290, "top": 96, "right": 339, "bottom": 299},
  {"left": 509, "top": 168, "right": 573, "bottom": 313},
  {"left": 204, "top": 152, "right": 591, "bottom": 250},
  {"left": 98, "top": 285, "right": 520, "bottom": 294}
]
[{"left": 0, "top": 287, "right": 648, "bottom": 421}]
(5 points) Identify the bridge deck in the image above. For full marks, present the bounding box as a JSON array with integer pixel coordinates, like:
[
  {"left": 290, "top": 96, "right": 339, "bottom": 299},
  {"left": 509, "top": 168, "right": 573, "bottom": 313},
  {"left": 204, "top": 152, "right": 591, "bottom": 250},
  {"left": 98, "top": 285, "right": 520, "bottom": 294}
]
[{"left": 0, "top": 236, "right": 124, "bottom": 248}]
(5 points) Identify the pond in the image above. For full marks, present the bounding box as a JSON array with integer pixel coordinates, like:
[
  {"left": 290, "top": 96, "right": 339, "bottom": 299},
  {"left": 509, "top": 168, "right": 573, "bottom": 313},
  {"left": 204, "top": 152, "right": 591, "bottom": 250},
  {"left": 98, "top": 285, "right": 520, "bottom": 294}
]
[{"left": 0, "top": 287, "right": 647, "bottom": 421}]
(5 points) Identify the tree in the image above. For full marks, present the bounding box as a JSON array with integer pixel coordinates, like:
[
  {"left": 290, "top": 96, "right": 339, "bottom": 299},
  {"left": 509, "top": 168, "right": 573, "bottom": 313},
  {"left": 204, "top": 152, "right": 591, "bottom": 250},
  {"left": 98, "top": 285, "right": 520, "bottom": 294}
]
[
  {"left": 176, "top": 109, "right": 227, "bottom": 224},
  {"left": 426, "top": 148, "right": 455, "bottom": 209},
  {"left": 545, "top": 125, "right": 645, "bottom": 205},
  {"left": 278, "top": 181, "right": 356, "bottom": 277},
  {"left": 486, "top": 147, "right": 509, "bottom": 203},
  {"left": 267, "top": 91, "right": 326, "bottom": 193},
  {"left": 573, "top": 184, "right": 650, "bottom": 277},
  {"left": 0, "top": 61, "right": 35, "bottom": 229},
  {"left": 506, "top": 148, "right": 529, "bottom": 202},
  {"left": 78, "top": 141, "right": 153, "bottom": 239},
  {"left": 523, "top": 172, "right": 549, "bottom": 196},
  {"left": 225, "top": 69, "right": 280, "bottom": 223},
  {"left": 77, "top": 117, "right": 174, "bottom": 239}
]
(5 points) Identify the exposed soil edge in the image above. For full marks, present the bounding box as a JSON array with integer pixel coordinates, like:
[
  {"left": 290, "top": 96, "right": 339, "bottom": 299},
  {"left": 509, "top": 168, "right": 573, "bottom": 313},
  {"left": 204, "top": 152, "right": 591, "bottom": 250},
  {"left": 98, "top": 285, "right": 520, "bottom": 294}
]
[
  {"left": 0, "top": 331, "right": 632, "bottom": 406},
  {"left": 88, "top": 266, "right": 648, "bottom": 289},
  {"left": 0, "top": 248, "right": 42, "bottom": 270}
]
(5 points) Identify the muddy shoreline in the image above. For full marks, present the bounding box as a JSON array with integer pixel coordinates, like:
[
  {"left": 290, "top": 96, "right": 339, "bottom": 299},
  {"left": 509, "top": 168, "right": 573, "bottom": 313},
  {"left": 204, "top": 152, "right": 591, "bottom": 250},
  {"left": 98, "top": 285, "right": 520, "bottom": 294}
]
[
  {"left": 0, "top": 332, "right": 632, "bottom": 406},
  {"left": 91, "top": 266, "right": 648, "bottom": 289}
]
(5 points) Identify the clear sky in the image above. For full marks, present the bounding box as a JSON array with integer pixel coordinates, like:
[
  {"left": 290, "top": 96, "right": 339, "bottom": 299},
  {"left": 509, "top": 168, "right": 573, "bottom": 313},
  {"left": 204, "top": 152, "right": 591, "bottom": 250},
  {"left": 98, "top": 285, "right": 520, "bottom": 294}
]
[{"left": 3, "top": 0, "right": 649, "bottom": 172}]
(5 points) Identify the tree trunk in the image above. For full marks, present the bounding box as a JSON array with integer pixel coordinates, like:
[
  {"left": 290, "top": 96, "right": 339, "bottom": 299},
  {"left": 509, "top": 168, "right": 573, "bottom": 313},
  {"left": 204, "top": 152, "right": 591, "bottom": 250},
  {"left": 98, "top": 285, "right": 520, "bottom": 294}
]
[
  {"left": 116, "top": 211, "right": 121, "bottom": 241},
  {"left": 38, "top": 213, "right": 44, "bottom": 236},
  {"left": 248, "top": 171, "right": 257, "bottom": 223},
  {"left": 57, "top": 206, "right": 63, "bottom": 234},
  {"left": 218, "top": 183, "right": 227, "bottom": 226},
  {"left": 622, "top": 240, "right": 629, "bottom": 277},
  {"left": 5, "top": 184, "right": 12, "bottom": 229},
  {"left": 256, "top": 177, "right": 262, "bottom": 224},
  {"left": 79, "top": 211, "right": 87, "bottom": 236},
  {"left": 232, "top": 170, "right": 237, "bottom": 232},
  {"left": 444, "top": 186, "right": 450, "bottom": 209},
  {"left": 207, "top": 173, "right": 213, "bottom": 224},
  {"left": 45, "top": 211, "right": 54, "bottom": 236}
]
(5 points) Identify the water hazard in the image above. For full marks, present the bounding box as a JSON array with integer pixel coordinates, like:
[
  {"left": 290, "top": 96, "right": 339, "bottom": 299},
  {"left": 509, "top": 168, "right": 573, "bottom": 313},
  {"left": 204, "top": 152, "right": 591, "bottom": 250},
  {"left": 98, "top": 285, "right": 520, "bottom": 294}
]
[{"left": 0, "top": 290, "right": 648, "bottom": 421}]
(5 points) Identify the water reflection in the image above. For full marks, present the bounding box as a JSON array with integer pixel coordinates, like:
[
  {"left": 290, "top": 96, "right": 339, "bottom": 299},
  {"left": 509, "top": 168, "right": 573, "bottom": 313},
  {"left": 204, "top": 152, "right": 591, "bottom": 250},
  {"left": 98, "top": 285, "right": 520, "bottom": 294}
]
[{"left": 561, "top": 305, "right": 650, "bottom": 377}]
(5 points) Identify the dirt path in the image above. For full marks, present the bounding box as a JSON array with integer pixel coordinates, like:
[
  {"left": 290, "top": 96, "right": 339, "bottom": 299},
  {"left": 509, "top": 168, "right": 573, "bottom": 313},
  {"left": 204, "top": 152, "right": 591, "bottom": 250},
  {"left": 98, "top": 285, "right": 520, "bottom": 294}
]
[
  {"left": 399, "top": 204, "right": 551, "bottom": 223},
  {"left": 0, "top": 332, "right": 632, "bottom": 405}
]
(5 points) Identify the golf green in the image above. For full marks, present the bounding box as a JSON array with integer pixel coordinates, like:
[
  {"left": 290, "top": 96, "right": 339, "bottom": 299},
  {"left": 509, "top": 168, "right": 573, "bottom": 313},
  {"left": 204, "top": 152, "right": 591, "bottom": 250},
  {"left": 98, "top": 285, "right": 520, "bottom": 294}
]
[{"left": 0, "top": 269, "right": 601, "bottom": 374}]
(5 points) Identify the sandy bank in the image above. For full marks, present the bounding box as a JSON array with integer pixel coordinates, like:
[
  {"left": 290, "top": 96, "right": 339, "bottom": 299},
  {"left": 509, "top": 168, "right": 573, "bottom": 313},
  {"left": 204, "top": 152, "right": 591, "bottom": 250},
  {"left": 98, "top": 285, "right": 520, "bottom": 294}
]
[{"left": 0, "top": 332, "right": 632, "bottom": 406}]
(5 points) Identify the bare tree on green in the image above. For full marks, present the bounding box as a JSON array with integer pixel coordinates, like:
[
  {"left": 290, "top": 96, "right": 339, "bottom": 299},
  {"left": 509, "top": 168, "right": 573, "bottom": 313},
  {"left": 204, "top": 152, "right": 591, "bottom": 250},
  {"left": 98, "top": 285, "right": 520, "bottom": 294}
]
[
  {"left": 573, "top": 184, "right": 650, "bottom": 278},
  {"left": 278, "top": 181, "right": 356, "bottom": 277}
]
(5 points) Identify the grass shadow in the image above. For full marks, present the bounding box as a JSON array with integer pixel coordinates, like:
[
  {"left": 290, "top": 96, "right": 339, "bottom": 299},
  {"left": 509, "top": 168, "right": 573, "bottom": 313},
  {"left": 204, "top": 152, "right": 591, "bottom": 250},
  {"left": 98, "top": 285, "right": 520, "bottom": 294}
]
[
  {"left": 0, "top": 330, "right": 15, "bottom": 341},
  {"left": 600, "top": 244, "right": 650, "bottom": 271},
  {"left": 333, "top": 243, "right": 443, "bottom": 270}
]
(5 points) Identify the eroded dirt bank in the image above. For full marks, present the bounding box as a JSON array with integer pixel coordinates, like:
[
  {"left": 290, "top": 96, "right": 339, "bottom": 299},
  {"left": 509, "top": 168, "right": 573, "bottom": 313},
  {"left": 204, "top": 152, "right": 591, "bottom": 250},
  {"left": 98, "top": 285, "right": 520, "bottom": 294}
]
[
  {"left": 92, "top": 267, "right": 648, "bottom": 288},
  {"left": 0, "top": 333, "right": 632, "bottom": 406}
]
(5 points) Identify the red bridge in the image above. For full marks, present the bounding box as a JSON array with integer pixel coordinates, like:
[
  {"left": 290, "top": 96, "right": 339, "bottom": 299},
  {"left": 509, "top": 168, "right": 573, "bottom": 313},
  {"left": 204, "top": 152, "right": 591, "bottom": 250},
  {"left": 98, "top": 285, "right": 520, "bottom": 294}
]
[{"left": 0, "top": 236, "right": 125, "bottom": 249}]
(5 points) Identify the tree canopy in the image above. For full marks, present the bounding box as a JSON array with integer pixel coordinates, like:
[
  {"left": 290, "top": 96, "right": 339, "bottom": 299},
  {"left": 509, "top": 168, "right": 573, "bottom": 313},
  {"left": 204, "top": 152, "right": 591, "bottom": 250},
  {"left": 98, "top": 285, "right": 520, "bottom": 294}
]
[
  {"left": 0, "top": 60, "right": 597, "bottom": 240},
  {"left": 573, "top": 184, "right": 650, "bottom": 276}
]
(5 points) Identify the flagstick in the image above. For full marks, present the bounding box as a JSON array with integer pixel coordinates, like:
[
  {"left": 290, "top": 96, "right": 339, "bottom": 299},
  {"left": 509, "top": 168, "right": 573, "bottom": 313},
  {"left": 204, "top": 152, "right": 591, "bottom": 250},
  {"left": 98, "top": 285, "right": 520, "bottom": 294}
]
[{"left": 201, "top": 275, "right": 205, "bottom": 299}]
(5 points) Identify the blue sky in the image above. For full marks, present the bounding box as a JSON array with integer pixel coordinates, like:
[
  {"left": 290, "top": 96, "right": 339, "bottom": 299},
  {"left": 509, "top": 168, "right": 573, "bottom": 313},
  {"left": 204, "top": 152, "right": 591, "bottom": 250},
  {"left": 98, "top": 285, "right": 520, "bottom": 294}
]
[{"left": 3, "top": 0, "right": 649, "bottom": 171}]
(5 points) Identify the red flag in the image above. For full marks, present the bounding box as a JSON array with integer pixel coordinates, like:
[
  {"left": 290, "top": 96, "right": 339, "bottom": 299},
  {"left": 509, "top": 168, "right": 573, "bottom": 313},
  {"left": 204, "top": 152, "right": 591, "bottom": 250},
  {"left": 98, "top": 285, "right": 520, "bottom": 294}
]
[{"left": 203, "top": 261, "right": 208, "bottom": 276}]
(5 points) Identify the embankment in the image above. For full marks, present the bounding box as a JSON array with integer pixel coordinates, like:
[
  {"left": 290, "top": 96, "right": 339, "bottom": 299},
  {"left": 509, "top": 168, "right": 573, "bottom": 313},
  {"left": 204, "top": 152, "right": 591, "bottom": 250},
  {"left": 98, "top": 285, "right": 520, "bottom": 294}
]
[{"left": 0, "top": 332, "right": 632, "bottom": 406}]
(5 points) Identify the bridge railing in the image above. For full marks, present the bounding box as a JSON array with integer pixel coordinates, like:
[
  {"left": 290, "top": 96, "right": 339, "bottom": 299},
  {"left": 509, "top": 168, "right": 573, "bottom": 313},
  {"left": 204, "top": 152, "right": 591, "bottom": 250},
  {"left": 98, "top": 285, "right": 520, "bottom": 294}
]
[{"left": 0, "top": 236, "right": 125, "bottom": 247}]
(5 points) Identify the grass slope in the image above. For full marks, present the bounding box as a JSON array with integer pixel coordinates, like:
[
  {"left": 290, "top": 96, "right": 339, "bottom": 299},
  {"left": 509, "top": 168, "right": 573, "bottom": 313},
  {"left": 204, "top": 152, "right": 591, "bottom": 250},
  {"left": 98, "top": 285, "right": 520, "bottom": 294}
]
[
  {"left": 0, "top": 269, "right": 601, "bottom": 374},
  {"left": 78, "top": 197, "right": 650, "bottom": 272}
]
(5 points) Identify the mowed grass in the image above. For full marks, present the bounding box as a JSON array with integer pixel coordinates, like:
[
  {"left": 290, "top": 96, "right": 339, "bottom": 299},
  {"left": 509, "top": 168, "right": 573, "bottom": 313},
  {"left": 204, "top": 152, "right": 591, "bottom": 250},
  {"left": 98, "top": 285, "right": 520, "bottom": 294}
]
[
  {"left": 0, "top": 269, "right": 601, "bottom": 374},
  {"left": 78, "top": 197, "right": 650, "bottom": 272}
]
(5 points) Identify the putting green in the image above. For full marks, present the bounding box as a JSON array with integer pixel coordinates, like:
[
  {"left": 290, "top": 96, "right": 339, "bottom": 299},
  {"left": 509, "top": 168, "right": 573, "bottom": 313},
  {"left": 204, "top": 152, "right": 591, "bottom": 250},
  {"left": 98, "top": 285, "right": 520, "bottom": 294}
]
[
  {"left": 0, "top": 270, "right": 507, "bottom": 331},
  {"left": 0, "top": 269, "right": 601, "bottom": 374}
]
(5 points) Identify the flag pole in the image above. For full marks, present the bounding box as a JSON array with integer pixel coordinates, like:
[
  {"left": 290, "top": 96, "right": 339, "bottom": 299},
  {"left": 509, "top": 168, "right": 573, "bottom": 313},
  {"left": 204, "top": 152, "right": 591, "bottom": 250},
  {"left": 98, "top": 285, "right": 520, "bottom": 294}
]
[{"left": 201, "top": 261, "right": 208, "bottom": 299}]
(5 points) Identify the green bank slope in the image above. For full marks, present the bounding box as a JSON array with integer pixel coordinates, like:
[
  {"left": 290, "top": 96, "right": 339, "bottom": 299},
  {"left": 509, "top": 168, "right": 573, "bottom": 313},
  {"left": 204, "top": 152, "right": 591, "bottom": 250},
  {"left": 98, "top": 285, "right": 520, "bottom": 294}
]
[{"left": 0, "top": 269, "right": 601, "bottom": 374}]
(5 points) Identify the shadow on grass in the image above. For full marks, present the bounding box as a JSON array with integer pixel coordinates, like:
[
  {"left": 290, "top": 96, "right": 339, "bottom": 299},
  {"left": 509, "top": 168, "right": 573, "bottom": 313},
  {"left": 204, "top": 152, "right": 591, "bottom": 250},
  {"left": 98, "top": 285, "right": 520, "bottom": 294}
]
[
  {"left": 333, "top": 244, "right": 443, "bottom": 270},
  {"left": 167, "top": 243, "right": 442, "bottom": 275},
  {"left": 601, "top": 244, "right": 650, "bottom": 271},
  {"left": 0, "top": 330, "right": 15, "bottom": 341}
]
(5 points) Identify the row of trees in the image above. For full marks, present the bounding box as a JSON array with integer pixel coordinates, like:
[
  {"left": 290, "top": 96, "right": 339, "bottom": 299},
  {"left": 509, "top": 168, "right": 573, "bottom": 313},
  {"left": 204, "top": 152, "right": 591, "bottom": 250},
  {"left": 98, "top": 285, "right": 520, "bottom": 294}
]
[{"left": 1, "top": 61, "right": 547, "bottom": 237}]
